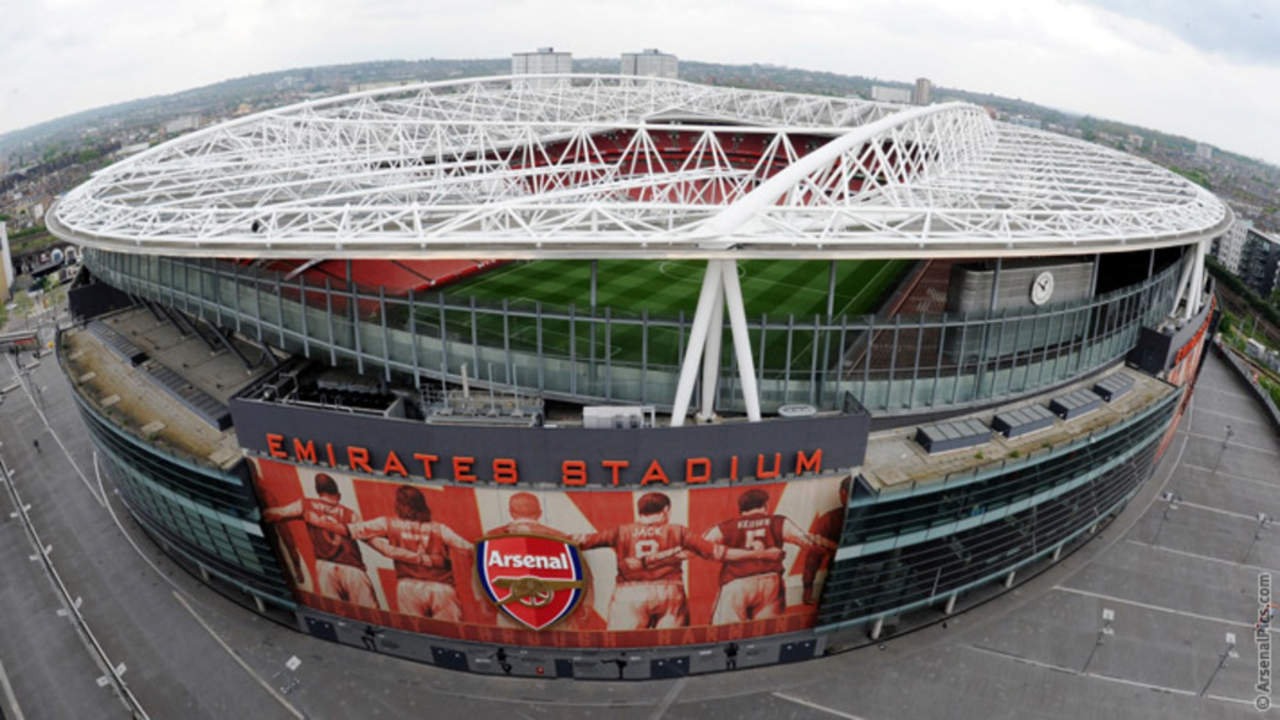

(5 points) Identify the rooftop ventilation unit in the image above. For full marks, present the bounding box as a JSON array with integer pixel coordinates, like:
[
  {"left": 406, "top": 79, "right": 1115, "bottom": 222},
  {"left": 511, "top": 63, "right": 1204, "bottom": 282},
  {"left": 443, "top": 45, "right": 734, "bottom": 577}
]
[
  {"left": 1049, "top": 389, "right": 1102, "bottom": 421},
  {"left": 1092, "top": 374, "right": 1134, "bottom": 402},
  {"left": 915, "top": 418, "right": 991, "bottom": 454},
  {"left": 991, "top": 404, "right": 1056, "bottom": 439}
]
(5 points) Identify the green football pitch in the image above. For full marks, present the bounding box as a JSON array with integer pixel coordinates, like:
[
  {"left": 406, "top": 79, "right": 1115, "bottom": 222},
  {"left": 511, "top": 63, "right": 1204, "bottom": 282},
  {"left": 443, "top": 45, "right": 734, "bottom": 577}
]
[
  {"left": 434, "top": 259, "right": 910, "bottom": 372},
  {"left": 448, "top": 259, "right": 909, "bottom": 320}
]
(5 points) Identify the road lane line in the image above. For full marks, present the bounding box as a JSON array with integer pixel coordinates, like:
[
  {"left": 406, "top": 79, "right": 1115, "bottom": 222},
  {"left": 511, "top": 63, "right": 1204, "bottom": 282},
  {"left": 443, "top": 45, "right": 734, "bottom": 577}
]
[
  {"left": 0, "top": 653, "right": 25, "bottom": 720},
  {"left": 1052, "top": 586, "right": 1252, "bottom": 629},
  {"left": 772, "top": 692, "right": 868, "bottom": 720},
  {"left": 4, "top": 355, "right": 103, "bottom": 506},
  {"left": 171, "top": 591, "right": 305, "bottom": 720}
]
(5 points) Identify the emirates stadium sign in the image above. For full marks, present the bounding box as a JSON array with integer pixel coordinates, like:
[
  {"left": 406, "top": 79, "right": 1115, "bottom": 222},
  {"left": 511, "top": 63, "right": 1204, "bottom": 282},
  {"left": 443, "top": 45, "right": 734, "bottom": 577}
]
[{"left": 476, "top": 534, "right": 586, "bottom": 631}]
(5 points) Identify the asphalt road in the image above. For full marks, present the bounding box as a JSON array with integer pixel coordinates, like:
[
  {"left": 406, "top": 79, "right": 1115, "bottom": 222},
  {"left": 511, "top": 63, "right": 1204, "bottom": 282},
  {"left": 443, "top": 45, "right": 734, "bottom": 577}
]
[{"left": 0, "top": 337, "right": 1275, "bottom": 720}]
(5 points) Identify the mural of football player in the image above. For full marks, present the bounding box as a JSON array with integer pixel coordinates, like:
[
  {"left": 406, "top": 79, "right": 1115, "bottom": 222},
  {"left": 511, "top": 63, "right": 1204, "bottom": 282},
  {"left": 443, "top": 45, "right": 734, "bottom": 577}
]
[
  {"left": 800, "top": 476, "right": 851, "bottom": 606},
  {"left": 349, "top": 485, "right": 472, "bottom": 621},
  {"left": 574, "top": 491, "right": 783, "bottom": 630},
  {"left": 261, "top": 473, "right": 378, "bottom": 608},
  {"left": 704, "top": 488, "right": 837, "bottom": 623},
  {"left": 489, "top": 492, "right": 568, "bottom": 539}
]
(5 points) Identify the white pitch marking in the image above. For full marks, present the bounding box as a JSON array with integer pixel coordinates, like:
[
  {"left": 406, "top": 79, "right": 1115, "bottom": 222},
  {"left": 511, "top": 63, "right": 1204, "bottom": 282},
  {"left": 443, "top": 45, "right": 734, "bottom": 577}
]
[
  {"left": 772, "top": 692, "right": 868, "bottom": 720},
  {"left": 4, "top": 356, "right": 104, "bottom": 506},
  {"left": 1053, "top": 586, "right": 1252, "bottom": 629},
  {"left": 172, "top": 591, "right": 305, "bottom": 720}
]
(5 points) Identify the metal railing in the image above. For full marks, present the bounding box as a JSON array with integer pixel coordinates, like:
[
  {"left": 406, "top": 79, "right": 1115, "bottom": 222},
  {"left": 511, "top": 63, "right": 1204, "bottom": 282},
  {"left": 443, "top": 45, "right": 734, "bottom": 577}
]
[
  {"left": 85, "top": 249, "right": 1180, "bottom": 416},
  {"left": 0, "top": 451, "right": 149, "bottom": 718}
]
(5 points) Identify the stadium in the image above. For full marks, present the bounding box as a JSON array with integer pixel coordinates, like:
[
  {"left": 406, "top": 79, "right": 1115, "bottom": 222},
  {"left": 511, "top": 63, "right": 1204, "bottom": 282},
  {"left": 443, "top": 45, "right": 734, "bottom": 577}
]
[{"left": 44, "top": 73, "right": 1229, "bottom": 678}]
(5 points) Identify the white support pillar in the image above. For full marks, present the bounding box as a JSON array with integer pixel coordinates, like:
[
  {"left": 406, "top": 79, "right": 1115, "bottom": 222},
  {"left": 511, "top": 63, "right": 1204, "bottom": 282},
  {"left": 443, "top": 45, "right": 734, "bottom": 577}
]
[
  {"left": 721, "top": 259, "right": 762, "bottom": 422},
  {"left": 670, "top": 263, "right": 724, "bottom": 427},
  {"left": 671, "top": 259, "right": 762, "bottom": 426},
  {"left": 698, "top": 283, "right": 725, "bottom": 422},
  {"left": 1173, "top": 245, "right": 1196, "bottom": 318},
  {"left": 1184, "top": 239, "right": 1208, "bottom": 319}
]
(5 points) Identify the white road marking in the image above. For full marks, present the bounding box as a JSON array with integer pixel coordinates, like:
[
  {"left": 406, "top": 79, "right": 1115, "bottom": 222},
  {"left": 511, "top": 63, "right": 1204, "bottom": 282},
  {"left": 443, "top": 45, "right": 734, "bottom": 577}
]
[
  {"left": 964, "top": 644, "right": 1255, "bottom": 706},
  {"left": 93, "top": 452, "right": 185, "bottom": 595},
  {"left": 4, "top": 356, "right": 104, "bottom": 506},
  {"left": 772, "top": 692, "right": 868, "bottom": 720},
  {"left": 648, "top": 677, "right": 687, "bottom": 720},
  {"left": 1183, "top": 431, "right": 1279, "bottom": 457},
  {"left": 0, "top": 652, "right": 26, "bottom": 720},
  {"left": 1052, "top": 586, "right": 1252, "bottom": 629},
  {"left": 1172, "top": 498, "right": 1261, "bottom": 522},
  {"left": 1181, "top": 463, "right": 1278, "bottom": 490},
  {"left": 1125, "top": 539, "right": 1270, "bottom": 573},
  {"left": 1190, "top": 406, "right": 1266, "bottom": 428},
  {"left": 171, "top": 591, "right": 305, "bottom": 720}
]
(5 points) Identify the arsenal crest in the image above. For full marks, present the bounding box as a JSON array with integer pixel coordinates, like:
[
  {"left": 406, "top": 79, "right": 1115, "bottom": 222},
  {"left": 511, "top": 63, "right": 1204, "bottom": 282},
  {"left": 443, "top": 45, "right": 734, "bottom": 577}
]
[{"left": 476, "top": 534, "right": 586, "bottom": 631}]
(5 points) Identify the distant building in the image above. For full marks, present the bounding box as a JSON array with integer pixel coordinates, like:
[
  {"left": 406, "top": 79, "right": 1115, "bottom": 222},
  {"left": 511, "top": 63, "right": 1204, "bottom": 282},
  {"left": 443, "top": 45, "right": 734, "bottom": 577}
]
[
  {"left": 165, "top": 115, "right": 200, "bottom": 135},
  {"left": 1213, "top": 218, "right": 1251, "bottom": 273},
  {"left": 1238, "top": 227, "right": 1280, "bottom": 298},
  {"left": 870, "top": 85, "right": 912, "bottom": 104},
  {"left": 912, "top": 77, "right": 932, "bottom": 106},
  {"left": 1195, "top": 143, "right": 1213, "bottom": 160},
  {"left": 1126, "top": 133, "right": 1144, "bottom": 150},
  {"left": 113, "top": 142, "right": 151, "bottom": 159},
  {"left": 512, "top": 47, "right": 572, "bottom": 90},
  {"left": 348, "top": 81, "right": 404, "bottom": 94},
  {"left": 621, "top": 49, "right": 677, "bottom": 79},
  {"left": 1006, "top": 115, "right": 1041, "bottom": 129}
]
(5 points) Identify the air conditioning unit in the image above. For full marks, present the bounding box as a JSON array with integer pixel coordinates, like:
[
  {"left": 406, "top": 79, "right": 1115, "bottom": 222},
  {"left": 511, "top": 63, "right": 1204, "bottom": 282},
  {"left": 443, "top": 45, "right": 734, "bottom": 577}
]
[{"left": 582, "top": 405, "right": 655, "bottom": 429}]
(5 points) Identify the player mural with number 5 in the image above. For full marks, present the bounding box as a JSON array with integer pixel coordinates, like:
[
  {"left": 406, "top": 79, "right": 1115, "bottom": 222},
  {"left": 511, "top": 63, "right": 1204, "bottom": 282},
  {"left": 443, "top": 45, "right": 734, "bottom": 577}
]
[
  {"left": 574, "top": 492, "right": 783, "bottom": 630},
  {"left": 703, "top": 488, "right": 836, "bottom": 623}
]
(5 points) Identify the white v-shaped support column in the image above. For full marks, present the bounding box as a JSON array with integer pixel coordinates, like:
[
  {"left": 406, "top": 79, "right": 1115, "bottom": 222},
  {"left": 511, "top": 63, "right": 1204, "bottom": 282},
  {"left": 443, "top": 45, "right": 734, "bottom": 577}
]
[{"left": 670, "top": 259, "right": 761, "bottom": 426}]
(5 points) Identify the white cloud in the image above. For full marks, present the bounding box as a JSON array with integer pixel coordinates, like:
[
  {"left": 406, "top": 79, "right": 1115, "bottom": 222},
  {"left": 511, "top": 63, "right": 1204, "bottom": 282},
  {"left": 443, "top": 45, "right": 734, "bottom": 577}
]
[{"left": 2, "top": 0, "right": 1278, "bottom": 163}]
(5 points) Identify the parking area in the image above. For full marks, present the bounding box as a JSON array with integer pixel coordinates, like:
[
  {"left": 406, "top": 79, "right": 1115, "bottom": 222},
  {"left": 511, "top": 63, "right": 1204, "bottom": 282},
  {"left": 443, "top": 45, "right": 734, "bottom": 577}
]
[{"left": 0, "top": 343, "right": 1274, "bottom": 719}]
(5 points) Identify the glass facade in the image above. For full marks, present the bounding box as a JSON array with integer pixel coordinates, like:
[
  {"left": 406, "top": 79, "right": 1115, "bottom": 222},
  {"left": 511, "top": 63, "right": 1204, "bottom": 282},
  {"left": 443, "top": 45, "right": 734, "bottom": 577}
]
[
  {"left": 85, "top": 250, "right": 1180, "bottom": 416},
  {"left": 817, "top": 387, "right": 1179, "bottom": 628},
  {"left": 71, "top": 389, "right": 294, "bottom": 608}
]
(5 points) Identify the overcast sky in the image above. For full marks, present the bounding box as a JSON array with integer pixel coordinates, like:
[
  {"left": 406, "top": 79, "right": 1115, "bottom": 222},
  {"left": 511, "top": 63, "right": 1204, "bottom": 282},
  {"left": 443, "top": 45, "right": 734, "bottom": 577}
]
[{"left": 3, "top": 0, "right": 1278, "bottom": 163}]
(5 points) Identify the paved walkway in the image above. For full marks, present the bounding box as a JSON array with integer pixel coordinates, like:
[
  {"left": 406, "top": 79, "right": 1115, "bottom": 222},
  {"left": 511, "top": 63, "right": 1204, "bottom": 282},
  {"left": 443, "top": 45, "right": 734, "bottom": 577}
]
[{"left": 0, "top": 341, "right": 1275, "bottom": 719}]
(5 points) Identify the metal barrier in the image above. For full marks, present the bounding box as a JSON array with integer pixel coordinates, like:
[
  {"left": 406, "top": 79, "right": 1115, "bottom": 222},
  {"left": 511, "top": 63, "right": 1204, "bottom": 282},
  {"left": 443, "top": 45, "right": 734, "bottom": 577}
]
[
  {"left": 1215, "top": 340, "right": 1280, "bottom": 433},
  {"left": 86, "top": 249, "right": 1180, "bottom": 416},
  {"left": 0, "top": 449, "right": 149, "bottom": 719}
]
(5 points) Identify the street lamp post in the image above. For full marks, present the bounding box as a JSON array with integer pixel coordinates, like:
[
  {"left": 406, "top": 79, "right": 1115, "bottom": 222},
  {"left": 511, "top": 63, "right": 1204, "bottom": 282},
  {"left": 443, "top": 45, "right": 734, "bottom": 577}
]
[
  {"left": 1082, "top": 607, "right": 1115, "bottom": 673},
  {"left": 1152, "top": 491, "right": 1181, "bottom": 546},
  {"left": 1199, "top": 632, "right": 1238, "bottom": 697},
  {"left": 1243, "top": 513, "right": 1270, "bottom": 563}
]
